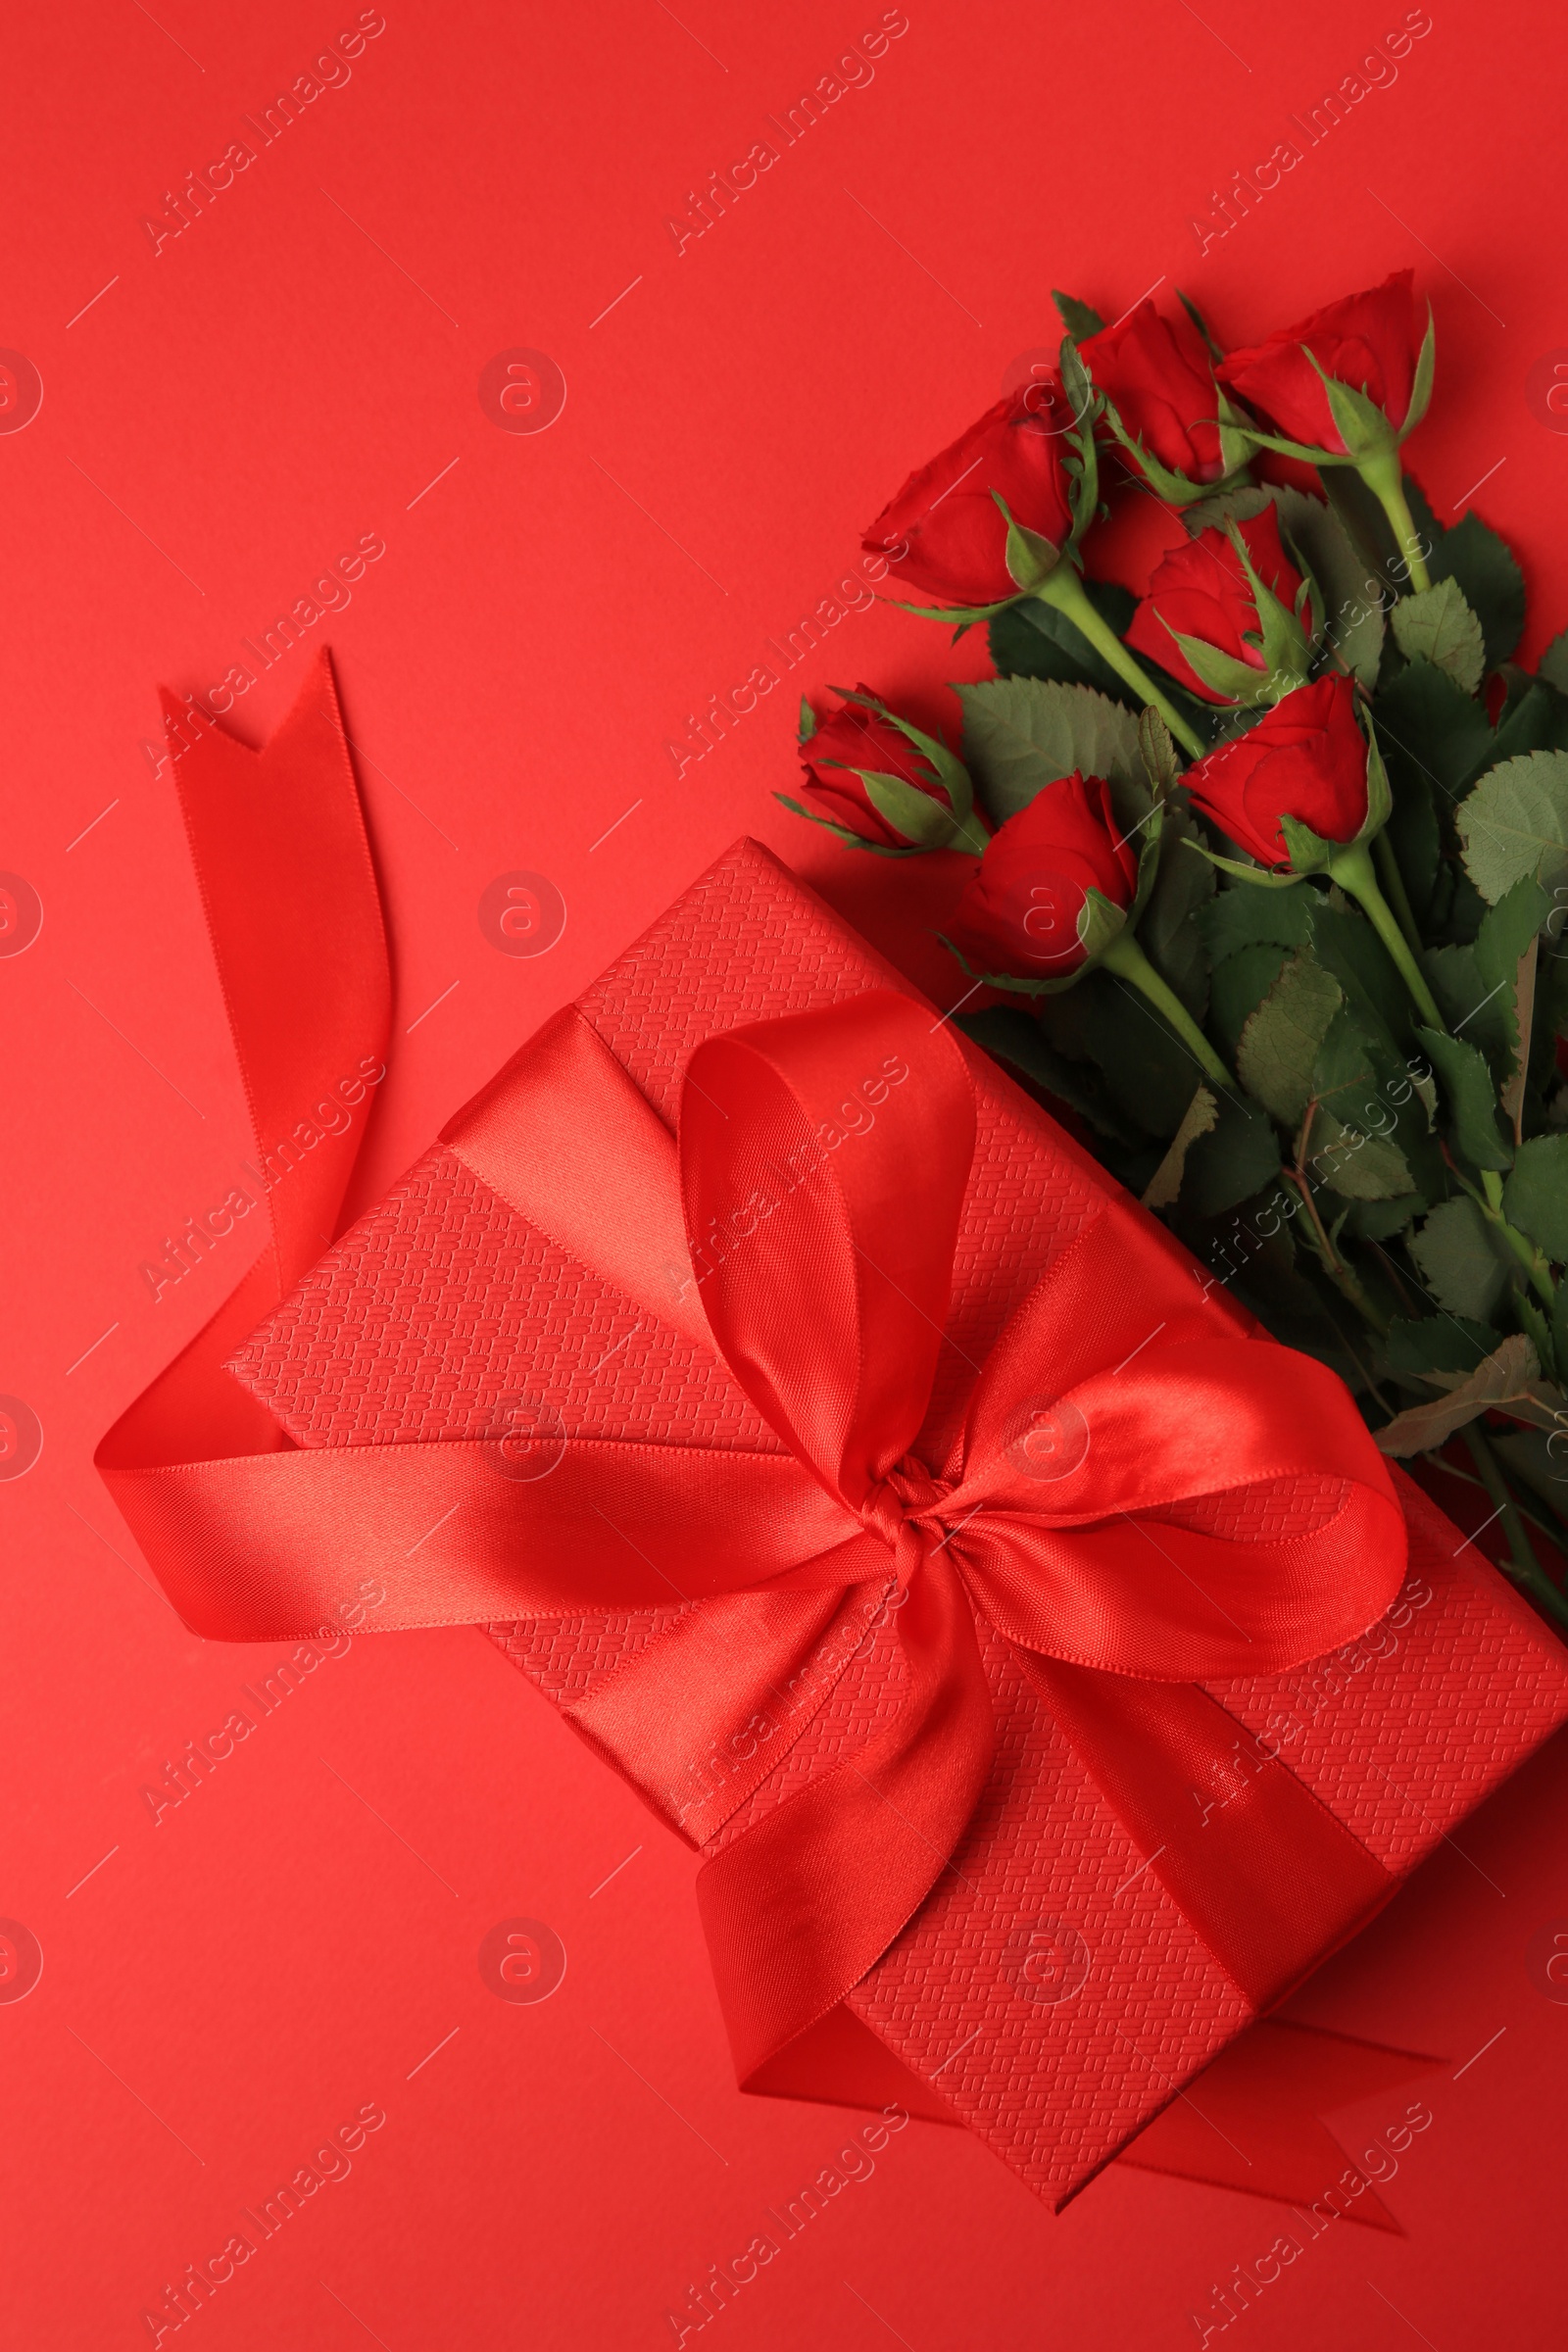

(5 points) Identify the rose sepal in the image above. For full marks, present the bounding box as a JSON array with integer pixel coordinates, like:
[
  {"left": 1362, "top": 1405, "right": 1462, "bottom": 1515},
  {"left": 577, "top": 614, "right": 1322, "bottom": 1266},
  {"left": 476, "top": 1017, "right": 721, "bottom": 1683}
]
[
  {"left": 939, "top": 884, "right": 1131, "bottom": 998},
  {"left": 824, "top": 685, "right": 982, "bottom": 827},
  {"left": 1159, "top": 518, "right": 1315, "bottom": 706},
  {"left": 1057, "top": 335, "right": 1102, "bottom": 544},
  {"left": 880, "top": 591, "right": 1024, "bottom": 625},
  {"left": 1181, "top": 835, "right": 1308, "bottom": 890},
  {"left": 998, "top": 498, "right": 1064, "bottom": 594},
  {"left": 772, "top": 793, "right": 934, "bottom": 858},
  {"left": 1224, "top": 316, "right": 1433, "bottom": 469},
  {"left": 1094, "top": 402, "right": 1244, "bottom": 508},
  {"left": 1399, "top": 306, "right": 1437, "bottom": 444}
]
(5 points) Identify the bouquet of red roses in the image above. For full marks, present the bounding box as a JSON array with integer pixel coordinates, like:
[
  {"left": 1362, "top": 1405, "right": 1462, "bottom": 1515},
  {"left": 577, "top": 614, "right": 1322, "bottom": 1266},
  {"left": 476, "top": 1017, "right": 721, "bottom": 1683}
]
[{"left": 781, "top": 270, "right": 1568, "bottom": 1626}]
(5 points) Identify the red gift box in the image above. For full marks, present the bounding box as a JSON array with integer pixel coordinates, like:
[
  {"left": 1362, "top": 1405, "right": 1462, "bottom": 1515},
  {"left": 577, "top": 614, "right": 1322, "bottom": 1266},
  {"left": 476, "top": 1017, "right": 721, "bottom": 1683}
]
[{"left": 189, "top": 831, "right": 1568, "bottom": 2209}]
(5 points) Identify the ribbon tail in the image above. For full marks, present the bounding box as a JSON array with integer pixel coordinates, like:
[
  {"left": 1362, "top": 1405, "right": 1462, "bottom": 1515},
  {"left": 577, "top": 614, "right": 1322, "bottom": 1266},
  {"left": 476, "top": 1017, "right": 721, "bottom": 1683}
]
[
  {"left": 566, "top": 1583, "right": 891, "bottom": 1846},
  {"left": 102, "top": 1440, "right": 860, "bottom": 1639},
  {"left": 1016, "top": 1651, "right": 1395, "bottom": 2013},
  {"left": 696, "top": 1555, "right": 994, "bottom": 2086}
]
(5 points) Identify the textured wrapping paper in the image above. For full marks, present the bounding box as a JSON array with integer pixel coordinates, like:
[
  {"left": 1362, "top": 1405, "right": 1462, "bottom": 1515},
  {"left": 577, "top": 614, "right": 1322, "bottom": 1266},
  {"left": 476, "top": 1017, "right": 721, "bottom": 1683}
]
[{"left": 226, "top": 837, "right": 1568, "bottom": 2207}]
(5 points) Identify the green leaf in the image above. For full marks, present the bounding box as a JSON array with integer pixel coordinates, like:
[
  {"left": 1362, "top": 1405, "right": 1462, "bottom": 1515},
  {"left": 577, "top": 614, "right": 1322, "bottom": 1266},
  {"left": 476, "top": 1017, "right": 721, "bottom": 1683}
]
[
  {"left": 1490, "top": 678, "right": 1568, "bottom": 768},
  {"left": 1501, "top": 1133, "right": 1568, "bottom": 1258},
  {"left": 1416, "top": 1025, "right": 1510, "bottom": 1171},
  {"left": 1492, "top": 1428, "right": 1568, "bottom": 1517},
  {"left": 1309, "top": 1004, "right": 1386, "bottom": 1122},
  {"left": 1236, "top": 955, "right": 1344, "bottom": 1126},
  {"left": 1456, "top": 751, "right": 1568, "bottom": 905},
  {"left": 1380, "top": 740, "right": 1442, "bottom": 926},
  {"left": 1139, "top": 708, "right": 1182, "bottom": 798},
  {"left": 1375, "top": 1335, "right": 1542, "bottom": 1456},
  {"left": 1518, "top": 1293, "right": 1559, "bottom": 1386},
  {"left": 1305, "top": 899, "right": 1411, "bottom": 1066},
  {"left": 1272, "top": 485, "right": 1386, "bottom": 687},
  {"left": 1390, "top": 578, "right": 1486, "bottom": 696},
  {"left": 1142, "top": 1084, "right": 1220, "bottom": 1209},
  {"left": 1210, "top": 943, "right": 1290, "bottom": 1056},
  {"left": 1307, "top": 1114, "right": 1415, "bottom": 1200},
  {"left": 1201, "top": 884, "right": 1314, "bottom": 969},
  {"left": 957, "top": 678, "right": 1146, "bottom": 826},
  {"left": 1374, "top": 658, "right": 1496, "bottom": 817},
  {"left": 797, "top": 696, "right": 817, "bottom": 743},
  {"left": 1181, "top": 1090, "right": 1283, "bottom": 1215},
  {"left": 988, "top": 578, "right": 1140, "bottom": 701},
  {"left": 1344, "top": 1196, "right": 1423, "bottom": 1241},
  {"left": 1429, "top": 509, "right": 1526, "bottom": 668},
  {"left": 1540, "top": 629, "right": 1568, "bottom": 696},
  {"left": 956, "top": 1005, "right": 1136, "bottom": 1143},
  {"left": 1386, "top": 1314, "right": 1498, "bottom": 1377},
  {"left": 1321, "top": 466, "right": 1405, "bottom": 596},
  {"left": 1409, "top": 1195, "right": 1516, "bottom": 1321},
  {"left": 1474, "top": 878, "right": 1553, "bottom": 1111},
  {"left": 1044, "top": 969, "right": 1198, "bottom": 1139},
  {"left": 1053, "top": 289, "right": 1104, "bottom": 343},
  {"left": 1139, "top": 809, "right": 1215, "bottom": 1019}
]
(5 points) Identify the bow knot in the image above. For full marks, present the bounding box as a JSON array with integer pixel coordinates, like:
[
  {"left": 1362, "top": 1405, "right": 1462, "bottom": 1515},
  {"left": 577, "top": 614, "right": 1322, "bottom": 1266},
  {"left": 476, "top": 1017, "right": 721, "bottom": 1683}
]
[{"left": 861, "top": 1455, "right": 956, "bottom": 1580}]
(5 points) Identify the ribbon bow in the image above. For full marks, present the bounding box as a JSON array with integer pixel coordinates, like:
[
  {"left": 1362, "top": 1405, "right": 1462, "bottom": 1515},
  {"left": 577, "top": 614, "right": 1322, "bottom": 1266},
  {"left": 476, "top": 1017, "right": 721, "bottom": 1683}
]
[
  {"left": 538, "top": 989, "right": 1403, "bottom": 2075},
  {"left": 102, "top": 661, "right": 1406, "bottom": 2091}
]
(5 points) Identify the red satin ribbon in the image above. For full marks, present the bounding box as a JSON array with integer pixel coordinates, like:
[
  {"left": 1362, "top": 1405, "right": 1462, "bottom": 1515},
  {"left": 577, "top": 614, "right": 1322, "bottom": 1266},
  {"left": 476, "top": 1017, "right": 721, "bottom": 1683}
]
[{"left": 101, "top": 662, "right": 1409, "bottom": 2090}]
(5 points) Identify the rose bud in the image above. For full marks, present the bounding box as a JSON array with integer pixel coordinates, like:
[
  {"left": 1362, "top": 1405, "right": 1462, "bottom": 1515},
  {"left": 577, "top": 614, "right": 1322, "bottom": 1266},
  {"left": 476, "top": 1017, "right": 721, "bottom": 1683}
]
[
  {"left": 944, "top": 770, "right": 1236, "bottom": 1085},
  {"left": 1183, "top": 673, "right": 1369, "bottom": 866},
  {"left": 780, "top": 686, "right": 987, "bottom": 856},
  {"left": 945, "top": 772, "right": 1138, "bottom": 978},
  {"left": 862, "top": 391, "right": 1076, "bottom": 612},
  {"left": 1217, "top": 271, "right": 1436, "bottom": 589},
  {"left": 1183, "top": 671, "right": 1444, "bottom": 1030},
  {"left": 1218, "top": 270, "right": 1424, "bottom": 456},
  {"left": 1078, "top": 299, "right": 1228, "bottom": 494},
  {"left": 1125, "top": 506, "right": 1316, "bottom": 707}
]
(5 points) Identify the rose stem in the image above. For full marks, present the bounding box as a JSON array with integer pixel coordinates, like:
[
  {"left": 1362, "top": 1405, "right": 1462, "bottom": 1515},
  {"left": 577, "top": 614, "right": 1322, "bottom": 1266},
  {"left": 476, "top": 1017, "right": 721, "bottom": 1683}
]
[
  {"left": 1323, "top": 840, "right": 1445, "bottom": 1028},
  {"left": 1291, "top": 1102, "right": 1389, "bottom": 1332},
  {"left": 1032, "top": 566, "right": 1207, "bottom": 759},
  {"left": 1372, "top": 827, "right": 1423, "bottom": 956},
  {"left": 1459, "top": 1423, "right": 1568, "bottom": 1628},
  {"left": 1435, "top": 1453, "right": 1568, "bottom": 1561},
  {"left": 1478, "top": 1171, "right": 1558, "bottom": 1308},
  {"left": 1336, "top": 843, "right": 1552, "bottom": 1298},
  {"left": 1100, "top": 929, "right": 1234, "bottom": 1089},
  {"left": 1339, "top": 847, "right": 1554, "bottom": 1297},
  {"left": 1355, "top": 450, "right": 1434, "bottom": 594}
]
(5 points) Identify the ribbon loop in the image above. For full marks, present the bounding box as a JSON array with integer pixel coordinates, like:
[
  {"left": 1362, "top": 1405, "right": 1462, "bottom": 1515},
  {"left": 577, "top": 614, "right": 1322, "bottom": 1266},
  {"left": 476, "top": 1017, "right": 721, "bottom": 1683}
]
[{"left": 678, "top": 993, "right": 974, "bottom": 1513}]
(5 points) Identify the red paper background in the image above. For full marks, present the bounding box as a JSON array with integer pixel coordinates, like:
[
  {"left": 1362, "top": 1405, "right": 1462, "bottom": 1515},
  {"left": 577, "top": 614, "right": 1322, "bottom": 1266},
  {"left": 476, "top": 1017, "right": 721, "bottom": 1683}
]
[{"left": 3, "top": 0, "right": 1566, "bottom": 2343}]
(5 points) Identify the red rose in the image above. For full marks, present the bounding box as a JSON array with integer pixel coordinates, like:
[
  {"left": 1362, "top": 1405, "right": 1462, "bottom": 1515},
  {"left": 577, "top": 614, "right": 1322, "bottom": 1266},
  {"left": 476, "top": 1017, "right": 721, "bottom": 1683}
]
[
  {"left": 1217, "top": 270, "right": 1422, "bottom": 455},
  {"left": 1078, "top": 300, "right": 1224, "bottom": 484},
  {"left": 947, "top": 772, "right": 1138, "bottom": 977},
  {"left": 863, "top": 393, "right": 1076, "bottom": 609},
  {"left": 1125, "top": 508, "right": 1313, "bottom": 704},
  {"left": 795, "top": 688, "right": 970, "bottom": 851},
  {"left": 1183, "top": 674, "right": 1369, "bottom": 865}
]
